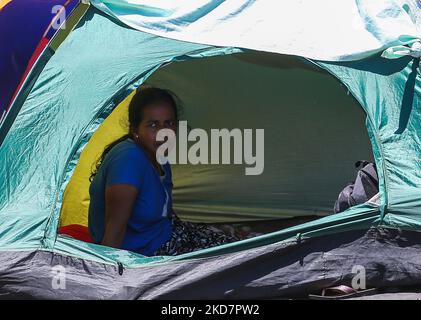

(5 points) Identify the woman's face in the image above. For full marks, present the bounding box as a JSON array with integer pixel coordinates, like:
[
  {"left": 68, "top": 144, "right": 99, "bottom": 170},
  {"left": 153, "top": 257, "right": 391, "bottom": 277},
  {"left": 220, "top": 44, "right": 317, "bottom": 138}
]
[{"left": 133, "top": 102, "right": 177, "bottom": 158}]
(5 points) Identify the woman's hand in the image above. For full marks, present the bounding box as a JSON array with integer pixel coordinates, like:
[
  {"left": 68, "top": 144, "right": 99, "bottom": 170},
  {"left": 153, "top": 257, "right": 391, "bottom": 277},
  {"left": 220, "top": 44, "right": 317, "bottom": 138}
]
[{"left": 101, "top": 184, "right": 138, "bottom": 249}]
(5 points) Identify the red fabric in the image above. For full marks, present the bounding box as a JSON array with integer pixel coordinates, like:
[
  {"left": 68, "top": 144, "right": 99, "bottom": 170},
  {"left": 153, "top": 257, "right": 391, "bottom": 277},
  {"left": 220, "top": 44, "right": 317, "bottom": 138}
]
[{"left": 59, "top": 224, "right": 94, "bottom": 243}]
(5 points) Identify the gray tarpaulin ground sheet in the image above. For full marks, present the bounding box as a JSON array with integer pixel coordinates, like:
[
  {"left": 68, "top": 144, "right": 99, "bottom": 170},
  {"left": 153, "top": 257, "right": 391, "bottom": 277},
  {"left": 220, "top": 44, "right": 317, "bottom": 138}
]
[{"left": 2, "top": 227, "right": 421, "bottom": 299}]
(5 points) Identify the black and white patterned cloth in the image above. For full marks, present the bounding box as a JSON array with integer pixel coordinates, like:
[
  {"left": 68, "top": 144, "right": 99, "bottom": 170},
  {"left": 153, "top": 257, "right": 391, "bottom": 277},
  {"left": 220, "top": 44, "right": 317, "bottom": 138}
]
[{"left": 155, "top": 213, "right": 241, "bottom": 256}]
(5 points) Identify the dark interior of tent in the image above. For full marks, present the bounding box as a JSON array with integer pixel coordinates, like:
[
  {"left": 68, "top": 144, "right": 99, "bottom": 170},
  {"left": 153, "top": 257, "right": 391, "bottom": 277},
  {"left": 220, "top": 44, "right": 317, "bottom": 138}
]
[{"left": 59, "top": 51, "right": 375, "bottom": 250}]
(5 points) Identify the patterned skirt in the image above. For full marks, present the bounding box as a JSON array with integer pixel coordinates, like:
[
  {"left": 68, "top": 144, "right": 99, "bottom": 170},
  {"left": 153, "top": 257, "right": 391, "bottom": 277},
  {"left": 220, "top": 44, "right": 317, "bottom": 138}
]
[{"left": 155, "top": 214, "right": 241, "bottom": 256}]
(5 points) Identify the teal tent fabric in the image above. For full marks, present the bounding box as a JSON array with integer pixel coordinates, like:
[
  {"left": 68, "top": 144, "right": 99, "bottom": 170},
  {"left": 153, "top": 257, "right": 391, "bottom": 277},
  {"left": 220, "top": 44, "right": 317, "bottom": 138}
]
[
  {"left": 318, "top": 56, "right": 421, "bottom": 229},
  {"left": 0, "top": 3, "right": 418, "bottom": 269},
  {"left": 90, "top": 0, "right": 421, "bottom": 61},
  {"left": 0, "top": 7, "right": 240, "bottom": 252}
]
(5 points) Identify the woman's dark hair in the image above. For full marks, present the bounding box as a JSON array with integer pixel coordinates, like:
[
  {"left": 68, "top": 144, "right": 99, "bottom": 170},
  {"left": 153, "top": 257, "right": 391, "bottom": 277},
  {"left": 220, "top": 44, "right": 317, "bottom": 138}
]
[{"left": 89, "top": 87, "right": 179, "bottom": 181}]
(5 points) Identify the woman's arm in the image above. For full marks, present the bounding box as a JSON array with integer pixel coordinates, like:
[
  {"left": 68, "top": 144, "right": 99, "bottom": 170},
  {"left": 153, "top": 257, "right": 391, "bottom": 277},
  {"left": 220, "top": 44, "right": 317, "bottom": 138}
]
[{"left": 101, "top": 184, "right": 138, "bottom": 249}]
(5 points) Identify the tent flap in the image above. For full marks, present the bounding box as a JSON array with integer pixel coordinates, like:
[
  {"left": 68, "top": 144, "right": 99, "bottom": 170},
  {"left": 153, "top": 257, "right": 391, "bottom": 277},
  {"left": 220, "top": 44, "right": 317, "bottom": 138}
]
[{"left": 90, "top": 0, "right": 421, "bottom": 61}]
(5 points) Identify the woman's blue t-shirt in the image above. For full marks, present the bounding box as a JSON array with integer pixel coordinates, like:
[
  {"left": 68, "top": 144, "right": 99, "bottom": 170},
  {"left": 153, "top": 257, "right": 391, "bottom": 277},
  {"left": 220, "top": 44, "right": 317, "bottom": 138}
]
[{"left": 88, "top": 138, "right": 173, "bottom": 256}]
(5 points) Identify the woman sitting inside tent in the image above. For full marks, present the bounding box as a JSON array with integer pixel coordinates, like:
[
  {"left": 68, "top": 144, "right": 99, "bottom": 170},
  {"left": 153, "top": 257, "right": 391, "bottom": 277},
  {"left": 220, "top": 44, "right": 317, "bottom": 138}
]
[{"left": 88, "top": 87, "right": 239, "bottom": 256}]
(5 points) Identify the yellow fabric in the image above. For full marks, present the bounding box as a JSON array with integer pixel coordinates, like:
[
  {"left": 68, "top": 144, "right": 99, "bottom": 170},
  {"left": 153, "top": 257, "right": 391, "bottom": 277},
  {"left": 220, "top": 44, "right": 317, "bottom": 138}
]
[
  {"left": 0, "top": 0, "right": 12, "bottom": 11},
  {"left": 59, "top": 90, "right": 135, "bottom": 227}
]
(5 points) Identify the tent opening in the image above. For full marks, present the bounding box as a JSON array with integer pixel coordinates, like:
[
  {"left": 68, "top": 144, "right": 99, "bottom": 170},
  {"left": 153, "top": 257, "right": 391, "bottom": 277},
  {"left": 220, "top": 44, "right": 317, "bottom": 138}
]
[{"left": 59, "top": 51, "right": 374, "bottom": 242}]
